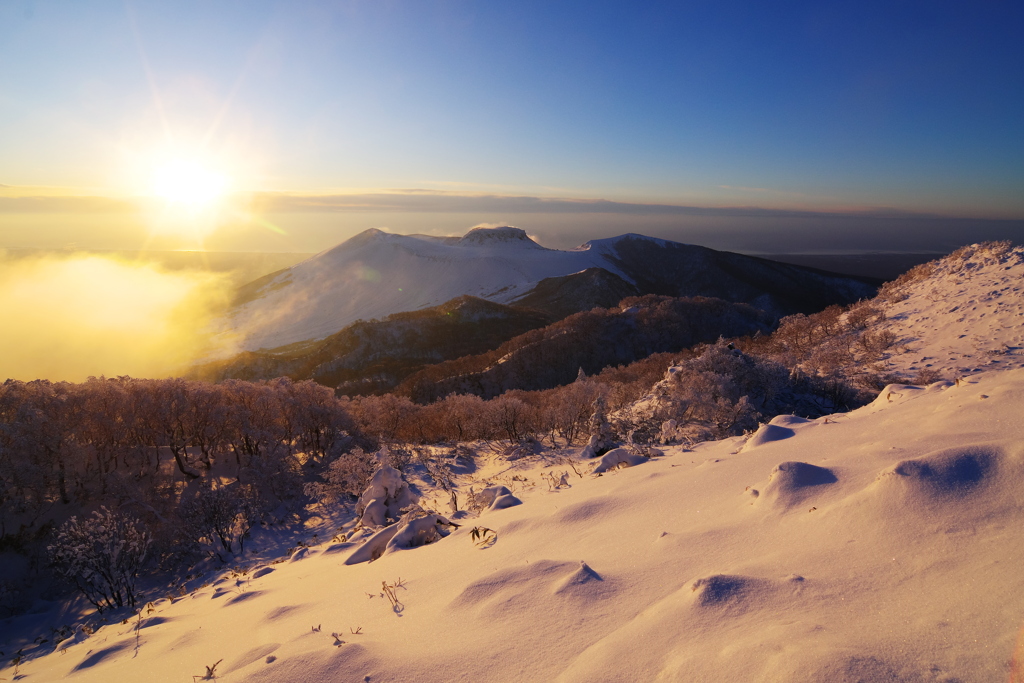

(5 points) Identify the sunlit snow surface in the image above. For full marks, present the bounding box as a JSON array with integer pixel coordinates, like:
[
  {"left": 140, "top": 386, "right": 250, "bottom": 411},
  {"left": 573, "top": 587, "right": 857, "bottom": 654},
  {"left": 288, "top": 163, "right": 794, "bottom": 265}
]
[
  {"left": 871, "top": 244, "right": 1024, "bottom": 379},
  {"left": 8, "top": 370, "right": 1024, "bottom": 682}
]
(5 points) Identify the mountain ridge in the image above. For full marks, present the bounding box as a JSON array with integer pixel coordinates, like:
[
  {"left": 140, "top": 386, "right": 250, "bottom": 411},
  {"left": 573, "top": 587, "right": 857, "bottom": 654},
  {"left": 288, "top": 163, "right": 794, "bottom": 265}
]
[{"left": 215, "top": 227, "right": 878, "bottom": 352}]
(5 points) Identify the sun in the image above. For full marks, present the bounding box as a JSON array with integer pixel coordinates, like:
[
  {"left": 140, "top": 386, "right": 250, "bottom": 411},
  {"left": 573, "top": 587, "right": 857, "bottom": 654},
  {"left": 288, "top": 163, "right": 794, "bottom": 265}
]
[{"left": 150, "top": 159, "right": 229, "bottom": 211}]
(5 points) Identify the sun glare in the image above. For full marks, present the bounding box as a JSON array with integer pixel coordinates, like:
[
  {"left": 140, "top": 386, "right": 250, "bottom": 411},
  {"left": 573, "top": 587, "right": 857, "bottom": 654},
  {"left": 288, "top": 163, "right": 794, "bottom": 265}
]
[{"left": 151, "top": 160, "right": 229, "bottom": 211}]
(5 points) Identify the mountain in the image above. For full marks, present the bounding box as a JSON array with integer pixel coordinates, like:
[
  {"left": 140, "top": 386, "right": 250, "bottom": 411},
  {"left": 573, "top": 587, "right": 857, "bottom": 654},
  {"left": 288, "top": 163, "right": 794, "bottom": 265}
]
[
  {"left": 193, "top": 296, "right": 555, "bottom": 393},
  {"left": 510, "top": 267, "right": 640, "bottom": 319},
  {"left": 395, "top": 295, "right": 774, "bottom": 402},
  {"left": 216, "top": 227, "right": 878, "bottom": 352}
]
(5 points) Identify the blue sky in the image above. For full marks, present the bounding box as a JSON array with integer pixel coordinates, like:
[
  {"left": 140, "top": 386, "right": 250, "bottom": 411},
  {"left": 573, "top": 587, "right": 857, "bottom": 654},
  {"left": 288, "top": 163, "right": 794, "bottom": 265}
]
[{"left": 0, "top": 0, "right": 1022, "bottom": 252}]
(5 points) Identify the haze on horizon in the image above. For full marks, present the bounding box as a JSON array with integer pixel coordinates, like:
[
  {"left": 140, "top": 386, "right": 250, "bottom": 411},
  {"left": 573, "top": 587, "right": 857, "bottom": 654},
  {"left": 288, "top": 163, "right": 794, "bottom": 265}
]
[{"left": 0, "top": 0, "right": 1022, "bottom": 256}]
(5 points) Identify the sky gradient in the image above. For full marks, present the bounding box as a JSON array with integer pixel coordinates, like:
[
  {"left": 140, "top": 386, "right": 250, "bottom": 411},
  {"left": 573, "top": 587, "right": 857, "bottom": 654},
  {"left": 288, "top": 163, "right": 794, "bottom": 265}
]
[{"left": 1, "top": 0, "right": 1022, "bottom": 253}]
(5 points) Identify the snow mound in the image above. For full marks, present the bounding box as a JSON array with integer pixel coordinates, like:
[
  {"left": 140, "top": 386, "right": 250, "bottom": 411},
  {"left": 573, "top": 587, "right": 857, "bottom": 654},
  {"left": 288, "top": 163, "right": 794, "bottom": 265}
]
[
  {"left": 549, "top": 497, "right": 625, "bottom": 525},
  {"left": 689, "top": 574, "right": 769, "bottom": 608},
  {"left": 884, "top": 445, "right": 1000, "bottom": 498},
  {"left": 591, "top": 447, "right": 646, "bottom": 473},
  {"left": 741, "top": 423, "right": 795, "bottom": 450},
  {"left": 451, "top": 559, "right": 598, "bottom": 611},
  {"left": 758, "top": 461, "right": 839, "bottom": 510},
  {"left": 222, "top": 644, "right": 281, "bottom": 676},
  {"left": 552, "top": 561, "right": 605, "bottom": 597}
]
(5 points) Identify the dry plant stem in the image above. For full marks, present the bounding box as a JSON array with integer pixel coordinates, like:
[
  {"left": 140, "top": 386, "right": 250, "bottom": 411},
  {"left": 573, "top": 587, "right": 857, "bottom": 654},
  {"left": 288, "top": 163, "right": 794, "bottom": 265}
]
[
  {"left": 381, "top": 579, "right": 405, "bottom": 613},
  {"left": 192, "top": 658, "right": 223, "bottom": 682}
]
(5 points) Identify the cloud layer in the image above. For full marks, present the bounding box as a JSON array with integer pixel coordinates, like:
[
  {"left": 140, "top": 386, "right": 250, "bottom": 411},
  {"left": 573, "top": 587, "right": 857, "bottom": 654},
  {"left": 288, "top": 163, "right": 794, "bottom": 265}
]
[{"left": 0, "top": 253, "right": 235, "bottom": 382}]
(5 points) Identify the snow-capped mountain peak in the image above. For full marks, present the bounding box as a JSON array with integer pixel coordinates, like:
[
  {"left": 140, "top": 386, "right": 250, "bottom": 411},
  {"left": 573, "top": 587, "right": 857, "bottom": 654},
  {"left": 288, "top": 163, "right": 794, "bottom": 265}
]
[
  {"left": 458, "top": 225, "right": 546, "bottom": 248},
  {"left": 216, "top": 227, "right": 876, "bottom": 353}
]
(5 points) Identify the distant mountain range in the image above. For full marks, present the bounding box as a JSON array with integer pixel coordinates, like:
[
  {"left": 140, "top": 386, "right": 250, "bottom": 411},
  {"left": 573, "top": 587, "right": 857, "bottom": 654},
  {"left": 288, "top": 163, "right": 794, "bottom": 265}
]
[
  {"left": 217, "top": 226, "right": 878, "bottom": 352},
  {"left": 201, "top": 229, "right": 879, "bottom": 396}
]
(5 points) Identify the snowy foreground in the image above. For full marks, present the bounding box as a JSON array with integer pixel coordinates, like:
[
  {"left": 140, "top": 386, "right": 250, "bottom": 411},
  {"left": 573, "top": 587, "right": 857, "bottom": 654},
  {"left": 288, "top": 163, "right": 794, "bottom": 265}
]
[{"left": 8, "top": 371, "right": 1024, "bottom": 681}]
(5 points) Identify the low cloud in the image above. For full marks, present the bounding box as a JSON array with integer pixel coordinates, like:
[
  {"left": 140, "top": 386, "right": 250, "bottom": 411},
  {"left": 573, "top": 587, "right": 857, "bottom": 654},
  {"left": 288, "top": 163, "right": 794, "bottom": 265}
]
[
  {"left": 0, "top": 253, "right": 237, "bottom": 382},
  {"left": 0, "top": 195, "right": 135, "bottom": 213},
  {"left": 250, "top": 190, "right": 955, "bottom": 220}
]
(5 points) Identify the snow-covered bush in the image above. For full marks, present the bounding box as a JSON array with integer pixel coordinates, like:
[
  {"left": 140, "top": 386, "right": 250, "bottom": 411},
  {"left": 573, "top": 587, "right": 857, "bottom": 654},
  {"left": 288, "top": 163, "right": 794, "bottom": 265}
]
[
  {"left": 467, "top": 485, "right": 522, "bottom": 514},
  {"left": 620, "top": 341, "right": 791, "bottom": 443},
  {"left": 178, "top": 484, "right": 261, "bottom": 562},
  {"left": 592, "top": 448, "right": 648, "bottom": 474},
  {"left": 580, "top": 395, "right": 615, "bottom": 458},
  {"left": 344, "top": 505, "right": 455, "bottom": 564},
  {"left": 48, "top": 507, "right": 151, "bottom": 611},
  {"left": 354, "top": 449, "right": 418, "bottom": 527}
]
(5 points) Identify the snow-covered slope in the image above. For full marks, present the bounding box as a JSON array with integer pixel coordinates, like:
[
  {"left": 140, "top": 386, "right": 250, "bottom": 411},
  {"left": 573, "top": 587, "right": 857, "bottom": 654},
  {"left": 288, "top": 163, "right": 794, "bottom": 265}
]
[
  {"left": 217, "top": 227, "right": 876, "bottom": 352},
  {"left": 869, "top": 241, "right": 1024, "bottom": 379},
  {"left": 222, "top": 227, "right": 611, "bottom": 351},
  {"left": 8, "top": 369, "right": 1024, "bottom": 682}
]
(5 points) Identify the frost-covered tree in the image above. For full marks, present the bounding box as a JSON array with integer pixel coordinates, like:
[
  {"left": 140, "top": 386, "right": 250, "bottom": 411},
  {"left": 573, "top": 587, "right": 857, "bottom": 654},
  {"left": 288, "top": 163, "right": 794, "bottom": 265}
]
[
  {"left": 491, "top": 394, "right": 536, "bottom": 443},
  {"left": 549, "top": 380, "right": 605, "bottom": 445},
  {"left": 304, "top": 447, "right": 376, "bottom": 507},
  {"left": 178, "top": 484, "right": 261, "bottom": 562},
  {"left": 48, "top": 507, "right": 151, "bottom": 611}
]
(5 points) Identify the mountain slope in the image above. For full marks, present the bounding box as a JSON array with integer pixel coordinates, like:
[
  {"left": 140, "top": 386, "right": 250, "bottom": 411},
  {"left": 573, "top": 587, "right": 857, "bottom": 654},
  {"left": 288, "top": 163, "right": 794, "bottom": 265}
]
[
  {"left": 869, "top": 241, "right": 1024, "bottom": 379},
  {"left": 395, "top": 295, "right": 774, "bottom": 401},
  {"left": 216, "top": 227, "right": 877, "bottom": 352},
  {"left": 193, "top": 296, "right": 555, "bottom": 393}
]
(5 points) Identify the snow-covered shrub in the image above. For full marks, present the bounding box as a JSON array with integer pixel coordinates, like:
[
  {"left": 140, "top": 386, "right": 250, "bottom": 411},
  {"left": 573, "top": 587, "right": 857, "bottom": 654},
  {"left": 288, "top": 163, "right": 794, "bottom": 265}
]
[
  {"left": 344, "top": 505, "right": 455, "bottom": 565},
  {"left": 491, "top": 393, "right": 538, "bottom": 443},
  {"left": 580, "top": 395, "right": 615, "bottom": 458},
  {"left": 178, "top": 484, "right": 261, "bottom": 562},
  {"left": 620, "top": 341, "right": 797, "bottom": 443},
  {"left": 436, "top": 393, "right": 490, "bottom": 441},
  {"left": 467, "top": 485, "right": 522, "bottom": 514},
  {"left": 846, "top": 303, "right": 884, "bottom": 331},
  {"left": 592, "top": 448, "right": 647, "bottom": 474},
  {"left": 48, "top": 507, "right": 151, "bottom": 611},
  {"left": 354, "top": 449, "right": 418, "bottom": 527},
  {"left": 503, "top": 438, "right": 542, "bottom": 460},
  {"left": 345, "top": 393, "right": 417, "bottom": 442},
  {"left": 858, "top": 329, "right": 898, "bottom": 357},
  {"left": 913, "top": 368, "right": 945, "bottom": 385},
  {"left": 547, "top": 379, "right": 605, "bottom": 445},
  {"left": 305, "top": 447, "right": 376, "bottom": 507}
]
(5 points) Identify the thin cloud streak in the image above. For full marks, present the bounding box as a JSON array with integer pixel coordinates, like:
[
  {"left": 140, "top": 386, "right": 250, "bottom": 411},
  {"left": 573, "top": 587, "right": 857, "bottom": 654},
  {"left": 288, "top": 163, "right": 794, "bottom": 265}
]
[
  {"left": 249, "top": 191, "right": 1003, "bottom": 221},
  {"left": 0, "top": 189, "right": 1020, "bottom": 224}
]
